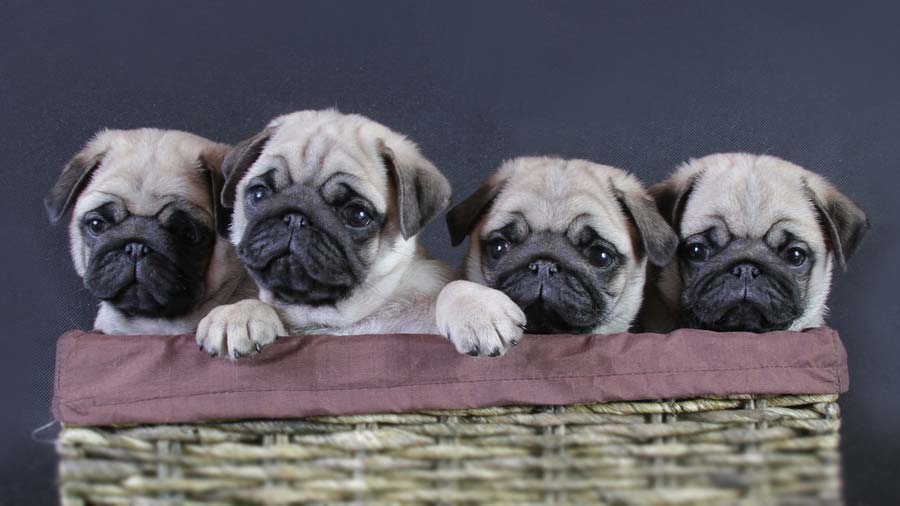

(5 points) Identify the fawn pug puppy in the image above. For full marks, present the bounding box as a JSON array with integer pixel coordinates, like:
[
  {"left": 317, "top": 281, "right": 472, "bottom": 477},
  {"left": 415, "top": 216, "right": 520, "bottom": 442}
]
[
  {"left": 197, "top": 109, "right": 453, "bottom": 359},
  {"left": 436, "top": 157, "right": 678, "bottom": 356},
  {"left": 45, "top": 129, "right": 253, "bottom": 335},
  {"left": 646, "top": 153, "right": 869, "bottom": 333}
]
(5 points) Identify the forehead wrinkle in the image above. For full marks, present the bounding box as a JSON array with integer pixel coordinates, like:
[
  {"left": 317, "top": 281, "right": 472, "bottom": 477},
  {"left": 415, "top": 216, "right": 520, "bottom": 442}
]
[
  {"left": 578, "top": 205, "right": 633, "bottom": 254},
  {"left": 564, "top": 210, "right": 630, "bottom": 253},
  {"left": 687, "top": 215, "right": 731, "bottom": 237},
  {"left": 87, "top": 172, "right": 174, "bottom": 215},
  {"left": 265, "top": 166, "right": 291, "bottom": 187},
  {"left": 559, "top": 175, "right": 629, "bottom": 234},
  {"left": 299, "top": 129, "right": 319, "bottom": 163},
  {"left": 764, "top": 218, "right": 792, "bottom": 240},
  {"left": 767, "top": 218, "right": 821, "bottom": 247},
  {"left": 262, "top": 136, "right": 385, "bottom": 212},
  {"left": 687, "top": 182, "right": 769, "bottom": 237},
  {"left": 278, "top": 129, "right": 327, "bottom": 182},
  {"left": 271, "top": 154, "right": 290, "bottom": 170},
  {"left": 73, "top": 190, "right": 123, "bottom": 218},
  {"left": 717, "top": 195, "right": 809, "bottom": 239},
  {"left": 331, "top": 143, "right": 372, "bottom": 176},
  {"left": 480, "top": 158, "right": 638, "bottom": 244},
  {"left": 352, "top": 121, "right": 367, "bottom": 153},
  {"left": 683, "top": 169, "right": 824, "bottom": 249},
  {"left": 96, "top": 190, "right": 122, "bottom": 201},
  {"left": 318, "top": 146, "right": 383, "bottom": 197},
  {"left": 324, "top": 171, "right": 386, "bottom": 211},
  {"left": 480, "top": 209, "right": 526, "bottom": 235},
  {"left": 291, "top": 131, "right": 373, "bottom": 181},
  {"left": 485, "top": 182, "right": 630, "bottom": 251},
  {"left": 127, "top": 192, "right": 180, "bottom": 217},
  {"left": 316, "top": 137, "right": 337, "bottom": 174},
  {"left": 484, "top": 188, "right": 542, "bottom": 233},
  {"left": 253, "top": 148, "right": 296, "bottom": 184}
]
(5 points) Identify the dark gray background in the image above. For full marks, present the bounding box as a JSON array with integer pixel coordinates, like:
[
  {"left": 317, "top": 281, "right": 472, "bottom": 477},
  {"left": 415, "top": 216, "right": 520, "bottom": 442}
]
[{"left": 2, "top": 1, "right": 897, "bottom": 504}]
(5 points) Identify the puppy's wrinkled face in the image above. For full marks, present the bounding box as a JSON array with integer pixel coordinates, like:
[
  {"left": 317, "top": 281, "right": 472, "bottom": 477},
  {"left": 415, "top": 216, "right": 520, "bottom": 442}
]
[
  {"left": 225, "top": 110, "right": 450, "bottom": 308},
  {"left": 481, "top": 220, "right": 625, "bottom": 334},
  {"left": 451, "top": 158, "right": 676, "bottom": 334},
  {"left": 79, "top": 201, "right": 215, "bottom": 317},
  {"left": 677, "top": 219, "right": 815, "bottom": 333},
  {"left": 50, "top": 130, "right": 225, "bottom": 318},
  {"left": 236, "top": 166, "right": 385, "bottom": 306},
  {"left": 657, "top": 153, "right": 868, "bottom": 332}
]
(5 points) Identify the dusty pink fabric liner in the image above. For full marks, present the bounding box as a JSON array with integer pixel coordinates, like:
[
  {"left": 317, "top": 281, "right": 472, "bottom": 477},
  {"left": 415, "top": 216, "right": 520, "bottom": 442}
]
[{"left": 53, "top": 328, "right": 848, "bottom": 426}]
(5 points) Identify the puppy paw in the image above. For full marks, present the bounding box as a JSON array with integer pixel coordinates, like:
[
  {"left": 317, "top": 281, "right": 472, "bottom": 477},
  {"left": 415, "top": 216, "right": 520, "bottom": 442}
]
[
  {"left": 436, "top": 280, "right": 527, "bottom": 357},
  {"left": 197, "top": 299, "right": 286, "bottom": 360}
]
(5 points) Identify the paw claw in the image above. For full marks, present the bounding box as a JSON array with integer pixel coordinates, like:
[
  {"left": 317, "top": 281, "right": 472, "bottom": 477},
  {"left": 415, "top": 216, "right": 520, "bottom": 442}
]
[
  {"left": 196, "top": 300, "right": 284, "bottom": 360},
  {"left": 436, "top": 281, "right": 527, "bottom": 358}
]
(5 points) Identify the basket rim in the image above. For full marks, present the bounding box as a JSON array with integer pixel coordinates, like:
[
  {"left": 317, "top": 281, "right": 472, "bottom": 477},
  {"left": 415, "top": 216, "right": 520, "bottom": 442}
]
[{"left": 53, "top": 327, "right": 847, "bottom": 426}]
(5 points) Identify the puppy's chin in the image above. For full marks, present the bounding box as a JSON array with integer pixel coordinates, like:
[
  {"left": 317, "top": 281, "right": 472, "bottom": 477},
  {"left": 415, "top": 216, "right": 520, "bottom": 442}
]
[
  {"left": 86, "top": 247, "right": 199, "bottom": 318},
  {"left": 682, "top": 271, "right": 802, "bottom": 333},
  {"left": 496, "top": 265, "right": 604, "bottom": 334},
  {"left": 238, "top": 214, "right": 361, "bottom": 306},
  {"left": 690, "top": 303, "right": 788, "bottom": 333}
]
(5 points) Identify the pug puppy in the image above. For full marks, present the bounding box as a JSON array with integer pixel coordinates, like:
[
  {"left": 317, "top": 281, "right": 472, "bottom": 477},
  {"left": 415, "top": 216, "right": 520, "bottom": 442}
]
[
  {"left": 45, "top": 129, "right": 254, "bottom": 335},
  {"left": 196, "top": 109, "right": 453, "bottom": 359},
  {"left": 436, "top": 157, "right": 678, "bottom": 356},
  {"left": 645, "top": 152, "right": 869, "bottom": 333}
]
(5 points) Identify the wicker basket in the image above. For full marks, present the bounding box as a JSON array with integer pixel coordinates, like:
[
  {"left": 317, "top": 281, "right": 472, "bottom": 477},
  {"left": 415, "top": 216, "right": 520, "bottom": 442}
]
[
  {"left": 53, "top": 330, "right": 848, "bottom": 506},
  {"left": 58, "top": 394, "right": 841, "bottom": 506}
]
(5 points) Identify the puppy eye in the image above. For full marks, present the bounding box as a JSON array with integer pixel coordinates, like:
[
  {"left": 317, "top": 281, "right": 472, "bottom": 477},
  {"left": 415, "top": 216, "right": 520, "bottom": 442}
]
[
  {"left": 247, "top": 185, "right": 271, "bottom": 206},
  {"left": 177, "top": 221, "right": 203, "bottom": 245},
  {"left": 588, "top": 245, "right": 616, "bottom": 269},
  {"left": 84, "top": 217, "right": 108, "bottom": 236},
  {"left": 784, "top": 246, "right": 807, "bottom": 266},
  {"left": 342, "top": 204, "right": 373, "bottom": 228},
  {"left": 487, "top": 238, "right": 510, "bottom": 260},
  {"left": 166, "top": 212, "right": 207, "bottom": 245},
  {"left": 684, "top": 242, "right": 709, "bottom": 262}
]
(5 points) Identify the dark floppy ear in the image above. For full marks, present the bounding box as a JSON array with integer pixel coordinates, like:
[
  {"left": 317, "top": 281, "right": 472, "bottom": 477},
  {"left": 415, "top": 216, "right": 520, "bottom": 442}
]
[
  {"left": 379, "top": 139, "right": 452, "bottom": 240},
  {"left": 613, "top": 181, "right": 679, "bottom": 267},
  {"left": 445, "top": 177, "right": 506, "bottom": 247},
  {"left": 44, "top": 150, "right": 106, "bottom": 224},
  {"left": 649, "top": 173, "right": 699, "bottom": 233},
  {"left": 805, "top": 181, "right": 869, "bottom": 272},
  {"left": 198, "top": 147, "right": 230, "bottom": 238},
  {"left": 221, "top": 128, "right": 271, "bottom": 208}
]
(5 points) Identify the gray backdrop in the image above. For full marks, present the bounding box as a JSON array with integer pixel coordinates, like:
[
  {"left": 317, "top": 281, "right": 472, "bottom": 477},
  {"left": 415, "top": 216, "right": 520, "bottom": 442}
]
[{"left": 2, "top": 1, "right": 897, "bottom": 504}]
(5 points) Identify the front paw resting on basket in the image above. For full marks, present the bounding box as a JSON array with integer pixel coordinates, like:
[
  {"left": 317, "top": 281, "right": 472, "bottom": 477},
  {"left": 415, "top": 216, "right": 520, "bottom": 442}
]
[
  {"left": 197, "top": 299, "right": 286, "bottom": 360},
  {"left": 436, "top": 280, "right": 527, "bottom": 357}
]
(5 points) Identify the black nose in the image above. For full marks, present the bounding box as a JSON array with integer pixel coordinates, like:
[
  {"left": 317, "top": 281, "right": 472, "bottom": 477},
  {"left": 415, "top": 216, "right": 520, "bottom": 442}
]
[
  {"left": 731, "top": 262, "right": 761, "bottom": 280},
  {"left": 528, "top": 259, "right": 559, "bottom": 279},
  {"left": 123, "top": 242, "right": 149, "bottom": 259},
  {"left": 283, "top": 212, "right": 309, "bottom": 228}
]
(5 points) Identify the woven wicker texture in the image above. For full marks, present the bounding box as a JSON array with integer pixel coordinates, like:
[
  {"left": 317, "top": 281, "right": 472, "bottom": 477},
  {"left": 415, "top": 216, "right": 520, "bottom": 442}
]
[{"left": 57, "top": 394, "right": 842, "bottom": 506}]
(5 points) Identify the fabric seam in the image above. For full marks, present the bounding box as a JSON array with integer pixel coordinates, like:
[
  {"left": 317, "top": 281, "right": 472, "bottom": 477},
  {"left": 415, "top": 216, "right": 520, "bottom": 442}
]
[
  {"left": 829, "top": 327, "right": 842, "bottom": 392},
  {"left": 53, "top": 331, "right": 82, "bottom": 419},
  {"left": 61, "top": 363, "right": 839, "bottom": 411}
]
